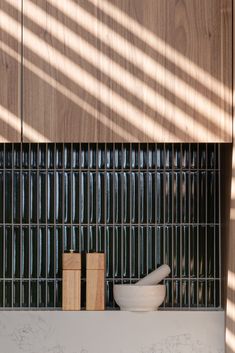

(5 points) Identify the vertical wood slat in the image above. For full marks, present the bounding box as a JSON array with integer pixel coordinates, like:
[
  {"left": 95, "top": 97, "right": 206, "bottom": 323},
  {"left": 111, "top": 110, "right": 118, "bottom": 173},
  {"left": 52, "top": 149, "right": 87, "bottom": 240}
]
[
  {"left": 0, "top": 0, "right": 21, "bottom": 142},
  {"left": 225, "top": 1, "right": 235, "bottom": 351},
  {"left": 225, "top": 145, "right": 235, "bottom": 353}
]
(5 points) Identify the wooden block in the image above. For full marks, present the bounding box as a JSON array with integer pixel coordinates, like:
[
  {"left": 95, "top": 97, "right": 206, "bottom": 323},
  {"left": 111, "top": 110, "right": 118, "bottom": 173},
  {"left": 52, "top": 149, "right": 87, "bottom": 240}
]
[
  {"left": 62, "top": 253, "right": 81, "bottom": 310},
  {"left": 63, "top": 253, "right": 81, "bottom": 270},
  {"left": 62, "top": 270, "right": 81, "bottom": 311},
  {"left": 86, "top": 269, "right": 105, "bottom": 311},
  {"left": 86, "top": 253, "right": 105, "bottom": 270},
  {"left": 86, "top": 253, "right": 105, "bottom": 311}
]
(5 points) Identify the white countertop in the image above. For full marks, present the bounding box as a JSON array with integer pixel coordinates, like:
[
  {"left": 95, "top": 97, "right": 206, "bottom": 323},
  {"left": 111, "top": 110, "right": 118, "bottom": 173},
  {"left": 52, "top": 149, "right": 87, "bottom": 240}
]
[{"left": 0, "top": 311, "right": 225, "bottom": 353}]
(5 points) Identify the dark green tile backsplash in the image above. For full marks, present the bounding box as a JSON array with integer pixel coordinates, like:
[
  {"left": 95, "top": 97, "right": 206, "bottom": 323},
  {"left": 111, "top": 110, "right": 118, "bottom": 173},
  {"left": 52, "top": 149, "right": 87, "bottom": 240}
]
[{"left": 0, "top": 143, "right": 221, "bottom": 309}]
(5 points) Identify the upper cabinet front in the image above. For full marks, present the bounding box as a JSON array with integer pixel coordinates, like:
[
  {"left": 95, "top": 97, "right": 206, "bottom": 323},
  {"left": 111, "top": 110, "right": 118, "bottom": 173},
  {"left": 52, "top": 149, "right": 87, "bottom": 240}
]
[
  {"left": 0, "top": 0, "right": 21, "bottom": 142},
  {"left": 22, "top": 0, "right": 232, "bottom": 142}
]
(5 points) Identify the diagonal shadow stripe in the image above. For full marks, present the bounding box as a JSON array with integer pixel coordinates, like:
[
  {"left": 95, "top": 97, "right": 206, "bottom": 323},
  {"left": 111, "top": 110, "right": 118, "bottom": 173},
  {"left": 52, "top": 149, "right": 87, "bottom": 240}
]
[
  {"left": 17, "top": 11, "right": 231, "bottom": 140},
  {"left": 0, "top": 4, "right": 165, "bottom": 141},
  {"left": 0, "top": 1, "right": 231, "bottom": 143},
  {"left": 8, "top": 0, "right": 230, "bottom": 129},
  {"left": 19, "top": 0, "right": 232, "bottom": 139},
  {"left": 0, "top": 46, "right": 139, "bottom": 142},
  {"left": 86, "top": 0, "right": 231, "bottom": 88},
  {"left": 45, "top": 0, "right": 227, "bottom": 106},
  {"left": 0, "top": 36, "right": 193, "bottom": 142},
  {"left": 0, "top": 13, "right": 201, "bottom": 142},
  {"left": 33, "top": 0, "right": 231, "bottom": 135},
  {"left": 21, "top": 47, "right": 186, "bottom": 142},
  {"left": 226, "top": 326, "right": 235, "bottom": 353},
  {"left": 0, "top": 2, "right": 230, "bottom": 142},
  {"left": 21, "top": 45, "right": 209, "bottom": 142},
  {"left": 0, "top": 118, "right": 21, "bottom": 142},
  {"left": 80, "top": 0, "right": 232, "bottom": 108}
]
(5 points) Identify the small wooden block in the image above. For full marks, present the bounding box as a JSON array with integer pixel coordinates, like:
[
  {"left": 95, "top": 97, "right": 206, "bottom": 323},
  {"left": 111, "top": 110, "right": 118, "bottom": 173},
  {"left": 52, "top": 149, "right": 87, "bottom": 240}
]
[
  {"left": 86, "top": 269, "right": 105, "bottom": 311},
  {"left": 62, "top": 270, "right": 81, "bottom": 311},
  {"left": 86, "top": 253, "right": 105, "bottom": 310},
  {"left": 63, "top": 253, "right": 81, "bottom": 270},
  {"left": 86, "top": 253, "right": 105, "bottom": 270}
]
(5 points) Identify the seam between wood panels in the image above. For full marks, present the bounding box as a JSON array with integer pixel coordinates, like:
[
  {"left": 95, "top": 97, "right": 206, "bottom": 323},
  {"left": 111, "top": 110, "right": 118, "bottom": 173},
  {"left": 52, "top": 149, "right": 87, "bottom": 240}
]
[
  {"left": 233, "top": 0, "right": 234, "bottom": 142},
  {"left": 231, "top": 0, "right": 234, "bottom": 142},
  {"left": 20, "top": 0, "right": 24, "bottom": 143}
]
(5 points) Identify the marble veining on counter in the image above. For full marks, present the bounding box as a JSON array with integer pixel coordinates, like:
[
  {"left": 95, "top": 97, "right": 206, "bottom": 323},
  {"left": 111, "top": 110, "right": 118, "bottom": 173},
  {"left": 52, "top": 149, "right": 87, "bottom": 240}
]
[{"left": 0, "top": 311, "right": 224, "bottom": 353}]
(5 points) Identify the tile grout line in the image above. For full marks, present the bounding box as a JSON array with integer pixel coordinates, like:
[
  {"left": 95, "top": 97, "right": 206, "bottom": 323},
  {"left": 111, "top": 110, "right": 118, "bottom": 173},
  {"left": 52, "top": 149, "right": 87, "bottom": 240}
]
[{"left": 0, "top": 143, "right": 222, "bottom": 310}]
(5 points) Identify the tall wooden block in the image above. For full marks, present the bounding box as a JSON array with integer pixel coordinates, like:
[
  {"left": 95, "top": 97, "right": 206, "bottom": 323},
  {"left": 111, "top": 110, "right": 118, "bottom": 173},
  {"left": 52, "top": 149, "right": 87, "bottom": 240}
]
[
  {"left": 86, "top": 253, "right": 105, "bottom": 311},
  {"left": 62, "top": 253, "right": 81, "bottom": 311}
]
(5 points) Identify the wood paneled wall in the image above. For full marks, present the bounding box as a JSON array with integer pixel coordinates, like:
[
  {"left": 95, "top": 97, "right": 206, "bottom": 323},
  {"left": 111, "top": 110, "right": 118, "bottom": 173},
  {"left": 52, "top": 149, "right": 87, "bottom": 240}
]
[
  {"left": 1, "top": 0, "right": 231, "bottom": 142},
  {"left": 0, "top": 0, "right": 21, "bottom": 142}
]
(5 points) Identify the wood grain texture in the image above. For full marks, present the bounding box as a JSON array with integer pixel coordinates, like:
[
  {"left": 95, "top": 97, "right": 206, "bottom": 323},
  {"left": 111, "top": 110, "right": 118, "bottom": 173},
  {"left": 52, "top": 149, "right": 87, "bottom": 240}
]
[
  {"left": 22, "top": 0, "right": 232, "bottom": 142},
  {"left": 225, "top": 2, "right": 235, "bottom": 351},
  {"left": 86, "top": 269, "right": 105, "bottom": 311},
  {"left": 225, "top": 147, "right": 235, "bottom": 353},
  {"left": 63, "top": 253, "right": 81, "bottom": 270},
  {"left": 22, "top": 0, "right": 99, "bottom": 142},
  {"left": 86, "top": 254, "right": 105, "bottom": 311},
  {"left": 0, "top": 0, "right": 21, "bottom": 142},
  {"left": 220, "top": 144, "right": 232, "bottom": 311},
  {"left": 86, "top": 253, "right": 105, "bottom": 270},
  {"left": 62, "top": 270, "right": 81, "bottom": 311}
]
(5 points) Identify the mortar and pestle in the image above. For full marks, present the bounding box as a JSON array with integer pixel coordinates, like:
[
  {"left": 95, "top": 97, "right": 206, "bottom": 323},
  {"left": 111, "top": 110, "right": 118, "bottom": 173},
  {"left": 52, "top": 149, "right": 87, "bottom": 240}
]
[{"left": 113, "top": 264, "right": 170, "bottom": 311}]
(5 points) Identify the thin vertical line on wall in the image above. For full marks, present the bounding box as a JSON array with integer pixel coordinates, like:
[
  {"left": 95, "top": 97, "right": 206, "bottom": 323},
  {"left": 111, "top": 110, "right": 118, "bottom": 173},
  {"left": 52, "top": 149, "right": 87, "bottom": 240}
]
[
  {"left": 20, "top": 0, "right": 24, "bottom": 142},
  {"left": 232, "top": 0, "right": 233, "bottom": 142},
  {"left": 232, "top": 1, "right": 235, "bottom": 141},
  {"left": 232, "top": 0, "right": 234, "bottom": 142}
]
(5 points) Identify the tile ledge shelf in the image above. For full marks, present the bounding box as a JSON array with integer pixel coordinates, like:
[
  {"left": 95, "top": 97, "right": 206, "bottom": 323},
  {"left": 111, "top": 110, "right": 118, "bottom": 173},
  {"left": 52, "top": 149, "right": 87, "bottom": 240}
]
[{"left": 0, "top": 311, "right": 225, "bottom": 353}]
